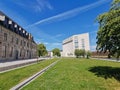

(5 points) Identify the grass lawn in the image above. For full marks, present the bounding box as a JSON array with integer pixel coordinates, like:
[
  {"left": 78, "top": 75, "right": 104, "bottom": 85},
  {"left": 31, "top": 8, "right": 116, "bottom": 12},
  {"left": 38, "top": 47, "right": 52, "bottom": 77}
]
[
  {"left": 22, "top": 58, "right": 120, "bottom": 90},
  {"left": 0, "top": 58, "right": 57, "bottom": 90}
]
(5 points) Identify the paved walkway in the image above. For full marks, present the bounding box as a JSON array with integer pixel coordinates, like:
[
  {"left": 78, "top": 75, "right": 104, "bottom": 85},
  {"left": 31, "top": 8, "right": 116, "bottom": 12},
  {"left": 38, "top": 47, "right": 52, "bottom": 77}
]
[
  {"left": 92, "top": 58, "right": 120, "bottom": 62},
  {"left": 0, "top": 57, "right": 51, "bottom": 72}
]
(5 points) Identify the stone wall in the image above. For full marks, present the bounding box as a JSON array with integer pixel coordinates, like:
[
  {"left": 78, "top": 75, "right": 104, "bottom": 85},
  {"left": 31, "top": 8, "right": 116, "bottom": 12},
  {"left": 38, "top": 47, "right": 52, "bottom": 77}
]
[{"left": 0, "top": 25, "right": 37, "bottom": 61}]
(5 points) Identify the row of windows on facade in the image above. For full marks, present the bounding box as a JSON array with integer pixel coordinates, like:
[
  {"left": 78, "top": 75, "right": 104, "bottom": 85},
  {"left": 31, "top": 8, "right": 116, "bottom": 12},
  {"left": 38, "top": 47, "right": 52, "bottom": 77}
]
[
  {"left": 74, "top": 39, "right": 85, "bottom": 49},
  {"left": 2, "top": 45, "right": 32, "bottom": 58},
  {"left": 3, "top": 33, "right": 33, "bottom": 48}
]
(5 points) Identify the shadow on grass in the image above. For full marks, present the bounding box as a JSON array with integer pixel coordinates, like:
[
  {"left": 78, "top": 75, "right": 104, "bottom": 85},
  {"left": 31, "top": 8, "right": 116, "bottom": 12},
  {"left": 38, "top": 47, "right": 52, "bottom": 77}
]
[{"left": 89, "top": 66, "right": 120, "bottom": 81}]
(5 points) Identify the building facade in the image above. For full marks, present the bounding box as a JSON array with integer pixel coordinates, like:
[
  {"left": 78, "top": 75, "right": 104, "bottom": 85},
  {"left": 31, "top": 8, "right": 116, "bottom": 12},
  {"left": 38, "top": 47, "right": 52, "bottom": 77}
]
[
  {"left": 62, "top": 33, "right": 90, "bottom": 57},
  {"left": 0, "top": 11, "right": 37, "bottom": 60}
]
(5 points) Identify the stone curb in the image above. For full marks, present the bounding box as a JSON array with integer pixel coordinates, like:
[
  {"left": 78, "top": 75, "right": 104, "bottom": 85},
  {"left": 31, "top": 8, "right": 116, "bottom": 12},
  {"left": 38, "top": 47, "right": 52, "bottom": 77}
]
[{"left": 0, "top": 59, "right": 45, "bottom": 73}]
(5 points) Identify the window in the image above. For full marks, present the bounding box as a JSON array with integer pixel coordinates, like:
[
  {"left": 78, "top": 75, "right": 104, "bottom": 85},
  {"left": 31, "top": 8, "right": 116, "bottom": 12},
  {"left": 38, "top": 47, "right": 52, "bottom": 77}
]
[
  {"left": 11, "top": 36, "right": 14, "bottom": 43},
  {"left": 9, "top": 47, "right": 13, "bottom": 57},
  {"left": 74, "top": 36, "right": 79, "bottom": 49},
  {"left": 27, "top": 42, "right": 29, "bottom": 47},
  {"left": 75, "top": 42, "right": 79, "bottom": 49},
  {"left": 4, "top": 33, "right": 7, "bottom": 41},
  {"left": 16, "top": 38, "right": 19, "bottom": 44},
  {"left": 20, "top": 50, "right": 22, "bottom": 57},
  {"left": 24, "top": 41, "right": 26, "bottom": 46},
  {"left": 81, "top": 39, "right": 85, "bottom": 49},
  {"left": 2, "top": 45, "right": 6, "bottom": 58},
  {"left": 27, "top": 50, "right": 29, "bottom": 56},
  {"left": 20, "top": 40, "right": 22, "bottom": 46},
  {"left": 74, "top": 36, "right": 78, "bottom": 42},
  {"left": 0, "top": 28, "right": 2, "bottom": 33}
]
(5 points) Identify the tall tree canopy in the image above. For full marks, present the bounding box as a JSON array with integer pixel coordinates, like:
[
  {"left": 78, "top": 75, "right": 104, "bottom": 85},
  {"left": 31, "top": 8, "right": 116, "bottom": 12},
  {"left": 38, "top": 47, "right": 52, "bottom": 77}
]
[
  {"left": 96, "top": 0, "right": 120, "bottom": 59},
  {"left": 52, "top": 48, "right": 61, "bottom": 57},
  {"left": 37, "top": 43, "right": 47, "bottom": 57}
]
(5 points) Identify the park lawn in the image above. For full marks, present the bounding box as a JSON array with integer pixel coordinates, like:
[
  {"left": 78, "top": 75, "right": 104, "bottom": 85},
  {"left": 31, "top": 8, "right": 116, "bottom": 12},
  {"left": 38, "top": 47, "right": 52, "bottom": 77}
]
[
  {"left": 22, "top": 58, "right": 120, "bottom": 90},
  {"left": 0, "top": 58, "right": 57, "bottom": 90}
]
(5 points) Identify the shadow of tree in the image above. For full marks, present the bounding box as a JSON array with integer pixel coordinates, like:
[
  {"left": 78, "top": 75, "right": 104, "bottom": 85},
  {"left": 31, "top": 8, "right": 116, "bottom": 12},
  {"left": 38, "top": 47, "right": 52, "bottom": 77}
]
[{"left": 89, "top": 66, "right": 120, "bottom": 81}]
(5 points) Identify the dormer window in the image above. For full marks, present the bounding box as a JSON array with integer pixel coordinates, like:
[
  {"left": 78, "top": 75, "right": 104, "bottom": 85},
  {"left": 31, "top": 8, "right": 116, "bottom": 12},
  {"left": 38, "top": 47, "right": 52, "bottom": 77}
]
[
  {"left": 9, "top": 20, "right": 12, "bottom": 24},
  {"left": 26, "top": 33, "right": 28, "bottom": 35},
  {"left": 0, "top": 15, "right": 5, "bottom": 21},
  {"left": 23, "top": 30, "right": 25, "bottom": 33},
  {"left": 19, "top": 27, "right": 21, "bottom": 31},
  {"left": 14, "top": 24, "right": 17, "bottom": 28}
]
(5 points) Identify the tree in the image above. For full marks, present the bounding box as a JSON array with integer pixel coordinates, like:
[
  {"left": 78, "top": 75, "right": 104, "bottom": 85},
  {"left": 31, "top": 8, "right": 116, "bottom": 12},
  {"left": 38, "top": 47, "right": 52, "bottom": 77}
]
[
  {"left": 80, "top": 49, "right": 86, "bottom": 58},
  {"left": 52, "top": 48, "right": 61, "bottom": 57},
  {"left": 74, "top": 49, "right": 86, "bottom": 58},
  {"left": 37, "top": 43, "right": 47, "bottom": 57},
  {"left": 86, "top": 51, "right": 91, "bottom": 59},
  {"left": 75, "top": 49, "right": 80, "bottom": 58},
  {"left": 96, "top": 0, "right": 120, "bottom": 59}
]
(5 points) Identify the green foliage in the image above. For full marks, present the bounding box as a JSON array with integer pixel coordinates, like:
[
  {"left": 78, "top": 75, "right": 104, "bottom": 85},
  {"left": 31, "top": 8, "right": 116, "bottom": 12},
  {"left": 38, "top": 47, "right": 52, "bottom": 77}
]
[
  {"left": 22, "top": 58, "right": 120, "bottom": 90},
  {"left": 0, "top": 59, "right": 57, "bottom": 90},
  {"left": 52, "top": 48, "right": 61, "bottom": 57},
  {"left": 37, "top": 43, "right": 47, "bottom": 57},
  {"left": 96, "top": 0, "right": 120, "bottom": 59},
  {"left": 74, "top": 49, "right": 86, "bottom": 58},
  {"left": 86, "top": 51, "right": 92, "bottom": 59},
  {"left": 80, "top": 49, "right": 86, "bottom": 58},
  {"left": 74, "top": 49, "right": 80, "bottom": 58}
]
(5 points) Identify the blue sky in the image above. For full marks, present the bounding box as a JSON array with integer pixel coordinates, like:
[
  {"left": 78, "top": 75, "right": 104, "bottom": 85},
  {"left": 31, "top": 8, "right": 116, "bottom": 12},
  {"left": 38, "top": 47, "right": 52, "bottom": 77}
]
[{"left": 0, "top": 0, "right": 112, "bottom": 51}]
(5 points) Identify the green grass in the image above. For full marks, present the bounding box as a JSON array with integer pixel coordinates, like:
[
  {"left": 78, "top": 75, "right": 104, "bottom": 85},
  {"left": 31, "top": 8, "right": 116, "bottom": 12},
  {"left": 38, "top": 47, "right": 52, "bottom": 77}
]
[
  {"left": 22, "top": 58, "right": 120, "bottom": 90},
  {"left": 0, "top": 58, "right": 57, "bottom": 90}
]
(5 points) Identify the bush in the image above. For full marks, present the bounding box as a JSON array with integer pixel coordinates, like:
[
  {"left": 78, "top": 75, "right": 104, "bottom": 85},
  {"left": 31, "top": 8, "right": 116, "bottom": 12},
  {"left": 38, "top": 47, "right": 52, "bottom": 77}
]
[{"left": 75, "top": 49, "right": 91, "bottom": 59}]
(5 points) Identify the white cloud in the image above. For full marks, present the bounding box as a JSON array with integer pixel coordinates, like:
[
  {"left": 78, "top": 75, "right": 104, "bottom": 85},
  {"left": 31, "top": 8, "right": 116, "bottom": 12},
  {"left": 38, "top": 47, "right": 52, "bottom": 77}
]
[
  {"left": 26, "top": 0, "right": 111, "bottom": 28},
  {"left": 34, "top": 38, "right": 44, "bottom": 44},
  {"left": 13, "top": 0, "right": 53, "bottom": 13},
  {"left": 35, "top": 0, "right": 53, "bottom": 12},
  {"left": 55, "top": 34, "right": 63, "bottom": 37},
  {"left": 28, "top": 26, "right": 61, "bottom": 43},
  {"left": 44, "top": 42, "right": 49, "bottom": 45},
  {"left": 52, "top": 34, "right": 65, "bottom": 38},
  {"left": 52, "top": 42, "right": 61, "bottom": 46}
]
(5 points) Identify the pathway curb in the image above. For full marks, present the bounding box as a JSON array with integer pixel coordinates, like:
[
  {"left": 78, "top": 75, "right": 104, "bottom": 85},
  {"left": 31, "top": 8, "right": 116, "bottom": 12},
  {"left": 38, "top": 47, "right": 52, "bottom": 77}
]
[{"left": 10, "top": 60, "right": 60, "bottom": 90}]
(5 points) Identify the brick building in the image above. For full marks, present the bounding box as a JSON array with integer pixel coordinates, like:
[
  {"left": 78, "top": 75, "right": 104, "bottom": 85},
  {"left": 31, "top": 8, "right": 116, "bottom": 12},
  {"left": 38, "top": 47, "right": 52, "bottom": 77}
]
[{"left": 0, "top": 11, "right": 37, "bottom": 60}]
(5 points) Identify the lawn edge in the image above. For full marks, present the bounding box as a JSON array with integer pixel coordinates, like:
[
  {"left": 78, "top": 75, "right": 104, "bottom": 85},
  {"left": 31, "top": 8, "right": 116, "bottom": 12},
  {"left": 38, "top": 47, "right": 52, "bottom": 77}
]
[{"left": 10, "top": 59, "right": 60, "bottom": 90}]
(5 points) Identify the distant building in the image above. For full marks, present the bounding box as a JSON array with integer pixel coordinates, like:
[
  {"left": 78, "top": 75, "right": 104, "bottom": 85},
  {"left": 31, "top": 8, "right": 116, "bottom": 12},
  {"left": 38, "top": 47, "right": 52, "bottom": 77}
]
[
  {"left": 62, "top": 33, "right": 90, "bottom": 57},
  {"left": 48, "top": 51, "right": 53, "bottom": 57},
  {"left": 0, "top": 11, "right": 37, "bottom": 60}
]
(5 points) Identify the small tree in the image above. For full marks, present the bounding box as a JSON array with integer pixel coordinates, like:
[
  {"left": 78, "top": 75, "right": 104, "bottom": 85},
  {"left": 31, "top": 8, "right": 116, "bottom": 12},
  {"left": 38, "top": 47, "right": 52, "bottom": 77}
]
[
  {"left": 37, "top": 43, "right": 47, "bottom": 57},
  {"left": 52, "top": 48, "right": 61, "bottom": 57},
  {"left": 74, "top": 49, "right": 86, "bottom": 58},
  {"left": 80, "top": 49, "right": 86, "bottom": 58},
  {"left": 86, "top": 51, "right": 91, "bottom": 59},
  {"left": 75, "top": 49, "right": 80, "bottom": 58}
]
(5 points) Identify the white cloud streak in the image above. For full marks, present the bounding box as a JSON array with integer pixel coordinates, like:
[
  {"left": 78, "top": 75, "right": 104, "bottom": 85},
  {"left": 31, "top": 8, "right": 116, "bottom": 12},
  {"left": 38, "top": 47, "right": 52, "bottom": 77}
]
[
  {"left": 12, "top": 0, "right": 53, "bottom": 13},
  {"left": 26, "top": 0, "right": 111, "bottom": 28},
  {"left": 35, "top": 0, "right": 53, "bottom": 12}
]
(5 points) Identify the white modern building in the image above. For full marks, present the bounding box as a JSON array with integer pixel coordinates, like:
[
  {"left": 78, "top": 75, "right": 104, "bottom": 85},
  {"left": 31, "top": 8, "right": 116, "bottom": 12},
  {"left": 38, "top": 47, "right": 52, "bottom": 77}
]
[{"left": 62, "top": 33, "right": 90, "bottom": 57}]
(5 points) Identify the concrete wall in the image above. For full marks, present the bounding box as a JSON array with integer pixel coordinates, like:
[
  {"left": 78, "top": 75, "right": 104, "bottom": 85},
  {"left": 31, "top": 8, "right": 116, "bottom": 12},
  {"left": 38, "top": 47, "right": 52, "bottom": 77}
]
[{"left": 62, "top": 33, "right": 90, "bottom": 57}]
